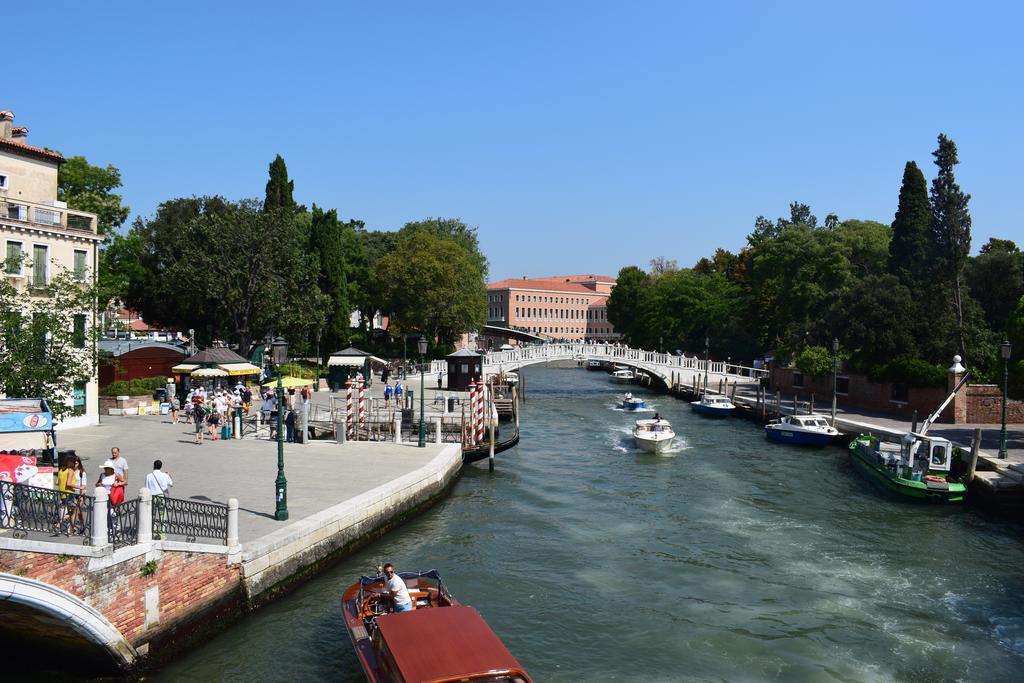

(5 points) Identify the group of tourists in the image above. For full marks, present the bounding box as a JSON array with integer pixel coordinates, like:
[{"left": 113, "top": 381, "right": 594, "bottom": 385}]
[
  {"left": 181, "top": 384, "right": 254, "bottom": 445},
  {"left": 259, "top": 384, "right": 311, "bottom": 442},
  {"left": 54, "top": 446, "right": 173, "bottom": 537}
]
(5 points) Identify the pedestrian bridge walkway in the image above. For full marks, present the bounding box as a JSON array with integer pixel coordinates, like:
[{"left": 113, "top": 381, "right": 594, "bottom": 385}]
[{"left": 431, "top": 342, "right": 767, "bottom": 390}]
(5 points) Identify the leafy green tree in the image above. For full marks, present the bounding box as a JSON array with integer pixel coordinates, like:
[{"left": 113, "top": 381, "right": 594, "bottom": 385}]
[
  {"left": 374, "top": 230, "right": 486, "bottom": 345},
  {"left": 264, "top": 154, "right": 296, "bottom": 212},
  {"left": 888, "top": 161, "right": 931, "bottom": 291},
  {"left": 0, "top": 267, "right": 96, "bottom": 421},
  {"left": 828, "top": 273, "right": 918, "bottom": 367},
  {"left": 57, "top": 156, "right": 130, "bottom": 236},
  {"left": 309, "top": 205, "right": 351, "bottom": 357},
  {"left": 1007, "top": 295, "right": 1024, "bottom": 399},
  {"left": 965, "top": 238, "right": 1024, "bottom": 333},
  {"left": 117, "top": 197, "right": 324, "bottom": 353},
  {"left": 398, "top": 218, "right": 488, "bottom": 280},
  {"left": 794, "top": 345, "right": 834, "bottom": 377},
  {"left": 606, "top": 266, "right": 652, "bottom": 345},
  {"left": 929, "top": 133, "right": 972, "bottom": 357}
]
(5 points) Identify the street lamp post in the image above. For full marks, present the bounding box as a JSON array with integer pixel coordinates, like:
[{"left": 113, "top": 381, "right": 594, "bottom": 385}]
[
  {"left": 999, "top": 340, "right": 1012, "bottom": 459},
  {"left": 417, "top": 335, "right": 428, "bottom": 448},
  {"left": 831, "top": 338, "right": 839, "bottom": 426},
  {"left": 272, "top": 336, "right": 289, "bottom": 520}
]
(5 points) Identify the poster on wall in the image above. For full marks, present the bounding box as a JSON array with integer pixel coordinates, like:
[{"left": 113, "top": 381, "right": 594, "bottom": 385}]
[
  {"left": 0, "top": 398, "right": 52, "bottom": 433},
  {"left": 0, "top": 454, "right": 54, "bottom": 489}
]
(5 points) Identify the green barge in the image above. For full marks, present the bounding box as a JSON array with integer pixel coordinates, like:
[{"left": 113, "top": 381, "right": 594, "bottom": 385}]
[{"left": 849, "top": 434, "right": 966, "bottom": 503}]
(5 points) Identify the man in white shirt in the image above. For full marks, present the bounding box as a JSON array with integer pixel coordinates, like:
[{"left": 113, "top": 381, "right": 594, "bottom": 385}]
[
  {"left": 382, "top": 563, "right": 413, "bottom": 613},
  {"left": 145, "top": 460, "right": 173, "bottom": 496},
  {"left": 109, "top": 447, "right": 128, "bottom": 486}
]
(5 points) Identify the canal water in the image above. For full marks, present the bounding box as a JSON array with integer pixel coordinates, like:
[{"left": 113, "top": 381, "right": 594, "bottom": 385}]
[{"left": 151, "top": 367, "right": 1024, "bottom": 682}]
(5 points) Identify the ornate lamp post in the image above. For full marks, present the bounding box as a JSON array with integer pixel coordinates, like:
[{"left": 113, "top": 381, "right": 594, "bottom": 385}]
[
  {"left": 272, "top": 336, "right": 289, "bottom": 520},
  {"left": 831, "top": 338, "right": 840, "bottom": 426},
  {"left": 1000, "top": 340, "right": 1011, "bottom": 459},
  {"left": 418, "top": 334, "right": 428, "bottom": 448}
]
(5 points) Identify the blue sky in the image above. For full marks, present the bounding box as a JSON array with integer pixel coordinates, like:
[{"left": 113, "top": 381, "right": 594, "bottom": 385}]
[{"left": 10, "top": 2, "right": 1022, "bottom": 280}]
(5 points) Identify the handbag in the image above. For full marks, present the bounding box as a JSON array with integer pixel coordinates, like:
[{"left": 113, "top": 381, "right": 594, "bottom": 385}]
[{"left": 110, "top": 484, "right": 125, "bottom": 506}]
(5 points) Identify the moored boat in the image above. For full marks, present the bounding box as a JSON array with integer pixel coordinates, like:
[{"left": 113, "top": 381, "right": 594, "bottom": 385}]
[
  {"left": 341, "top": 569, "right": 533, "bottom": 683},
  {"left": 690, "top": 394, "right": 735, "bottom": 417},
  {"left": 765, "top": 414, "right": 839, "bottom": 446},
  {"left": 846, "top": 372, "right": 969, "bottom": 503},
  {"left": 610, "top": 369, "right": 635, "bottom": 383},
  {"left": 848, "top": 433, "right": 966, "bottom": 502},
  {"left": 586, "top": 359, "right": 605, "bottom": 371},
  {"left": 621, "top": 392, "right": 646, "bottom": 410},
  {"left": 633, "top": 417, "right": 674, "bottom": 453}
]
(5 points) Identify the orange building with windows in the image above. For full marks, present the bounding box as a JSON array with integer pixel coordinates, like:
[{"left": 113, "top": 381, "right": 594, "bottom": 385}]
[{"left": 486, "top": 274, "right": 620, "bottom": 341}]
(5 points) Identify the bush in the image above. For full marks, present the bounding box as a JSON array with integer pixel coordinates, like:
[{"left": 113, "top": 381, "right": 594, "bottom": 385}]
[
  {"left": 867, "top": 357, "right": 945, "bottom": 388},
  {"left": 278, "top": 362, "right": 316, "bottom": 379},
  {"left": 794, "top": 345, "right": 834, "bottom": 377},
  {"left": 100, "top": 375, "right": 167, "bottom": 396}
]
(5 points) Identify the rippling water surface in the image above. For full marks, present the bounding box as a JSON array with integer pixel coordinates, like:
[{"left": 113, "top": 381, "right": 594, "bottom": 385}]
[{"left": 151, "top": 367, "right": 1024, "bottom": 682}]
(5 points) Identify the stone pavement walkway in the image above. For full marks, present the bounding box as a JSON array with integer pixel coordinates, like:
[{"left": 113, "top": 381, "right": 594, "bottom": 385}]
[{"left": 56, "top": 415, "right": 449, "bottom": 543}]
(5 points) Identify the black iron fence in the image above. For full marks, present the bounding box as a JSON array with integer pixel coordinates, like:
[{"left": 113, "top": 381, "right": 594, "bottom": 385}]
[
  {"left": 108, "top": 497, "right": 139, "bottom": 549},
  {"left": 152, "top": 495, "right": 228, "bottom": 544},
  {"left": 0, "top": 481, "right": 93, "bottom": 544}
]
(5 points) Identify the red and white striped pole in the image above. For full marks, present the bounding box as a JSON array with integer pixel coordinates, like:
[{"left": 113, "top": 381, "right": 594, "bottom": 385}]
[
  {"left": 467, "top": 379, "right": 477, "bottom": 446},
  {"left": 476, "top": 377, "right": 485, "bottom": 445},
  {"left": 345, "top": 378, "right": 354, "bottom": 440},
  {"left": 358, "top": 375, "right": 366, "bottom": 439}
]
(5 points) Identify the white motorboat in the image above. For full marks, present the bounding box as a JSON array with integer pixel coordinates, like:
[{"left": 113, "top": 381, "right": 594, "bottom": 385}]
[
  {"left": 622, "top": 392, "right": 646, "bottom": 410},
  {"left": 610, "top": 369, "right": 635, "bottom": 383},
  {"left": 691, "top": 394, "right": 736, "bottom": 418},
  {"left": 632, "top": 417, "right": 675, "bottom": 453},
  {"left": 764, "top": 414, "right": 839, "bottom": 446}
]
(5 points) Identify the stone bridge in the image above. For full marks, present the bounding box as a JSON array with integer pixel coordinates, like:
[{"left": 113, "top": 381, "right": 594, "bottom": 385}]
[{"left": 432, "top": 342, "right": 767, "bottom": 391}]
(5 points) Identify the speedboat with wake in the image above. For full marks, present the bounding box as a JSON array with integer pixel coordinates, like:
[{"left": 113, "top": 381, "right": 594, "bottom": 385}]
[{"left": 632, "top": 417, "right": 675, "bottom": 453}]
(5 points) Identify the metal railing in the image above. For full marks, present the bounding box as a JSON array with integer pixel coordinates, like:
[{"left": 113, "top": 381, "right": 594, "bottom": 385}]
[
  {"left": 0, "top": 481, "right": 94, "bottom": 544},
  {"left": 108, "top": 497, "right": 139, "bottom": 549},
  {"left": 152, "top": 495, "right": 228, "bottom": 544}
]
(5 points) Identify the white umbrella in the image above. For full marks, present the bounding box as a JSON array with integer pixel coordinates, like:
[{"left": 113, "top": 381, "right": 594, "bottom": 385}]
[{"left": 191, "top": 367, "right": 229, "bottom": 378}]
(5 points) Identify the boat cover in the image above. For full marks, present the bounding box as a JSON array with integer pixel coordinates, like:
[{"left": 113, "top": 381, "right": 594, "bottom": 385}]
[{"left": 376, "top": 605, "right": 529, "bottom": 682}]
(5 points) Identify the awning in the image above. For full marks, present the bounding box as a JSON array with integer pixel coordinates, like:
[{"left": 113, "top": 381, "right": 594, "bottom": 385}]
[
  {"left": 220, "top": 362, "right": 262, "bottom": 376},
  {"left": 327, "top": 355, "right": 387, "bottom": 367},
  {"left": 191, "top": 367, "right": 229, "bottom": 378},
  {"left": 261, "top": 376, "right": 316, "bottom": 388},
  {"left": 171, "top": 363, "right": 199, "bottom": 373}
]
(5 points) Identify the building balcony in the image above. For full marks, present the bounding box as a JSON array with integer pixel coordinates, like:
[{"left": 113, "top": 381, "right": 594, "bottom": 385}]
[{"left": 0, "top": 197, "right": 98, "bottom": 234}]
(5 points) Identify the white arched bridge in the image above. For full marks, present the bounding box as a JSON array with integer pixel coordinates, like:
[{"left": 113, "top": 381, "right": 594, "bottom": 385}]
[{"left": 432, "top": 342, "right": 767, "bottom": 392}]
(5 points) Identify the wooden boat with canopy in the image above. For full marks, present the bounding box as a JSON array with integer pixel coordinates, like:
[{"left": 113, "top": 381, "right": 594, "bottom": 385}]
[{"left": 341, "top": 569, "right": 533, "bottom": 683}]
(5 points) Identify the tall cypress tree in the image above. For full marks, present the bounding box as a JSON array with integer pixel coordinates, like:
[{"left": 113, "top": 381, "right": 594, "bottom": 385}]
[
  {"left": 309, "top": 205, "right": 350, "bottom": 357},
  {"left": 929, "top": 134, "right": 972, "bottom": 357},
  {"left": 888, "top": 161, "right": 930, "bottom": 290},
  {"left": 264, "top": 154, "right": 296, "bottom": 212}
]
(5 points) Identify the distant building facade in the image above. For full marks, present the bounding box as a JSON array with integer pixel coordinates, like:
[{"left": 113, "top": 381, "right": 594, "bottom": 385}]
[
  {"left": 0, "top": 110, "right": 101, "bottom": 427},
  {"left": 486, "top": 274, "right": 620, "bottom": 342}
]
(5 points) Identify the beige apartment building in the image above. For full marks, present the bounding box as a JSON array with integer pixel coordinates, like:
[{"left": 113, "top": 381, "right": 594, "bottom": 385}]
[
  {"left": 1, "top": 110, "right": 101, "bottom": 428},
  {"left": 486, "top": 274, "right": 620, "bottom": 342}
]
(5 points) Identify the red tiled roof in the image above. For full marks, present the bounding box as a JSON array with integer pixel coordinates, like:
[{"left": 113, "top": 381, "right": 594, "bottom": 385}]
[
  {"left": 488, "top": 277, "right": 602, "bottom": 294},
  {"left": 0, "top": 137, "right": 64, "bottom": 162},
  {"left": 588, "top": 296, "right": 609, "bottom": 306},
  {"left": 556, "top": 274, "right": 617, "bottom": 283}
]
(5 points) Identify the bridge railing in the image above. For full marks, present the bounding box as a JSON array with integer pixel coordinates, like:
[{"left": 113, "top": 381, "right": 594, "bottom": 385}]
[
  {"left": 441, "top": 342, "right": 768, "bottom": 380},
  {"left": 153, "top": 495, "right": 228, "bottom": 545},
  {"left": 0, "top": 480, "right": 93, "bottom": 543}
]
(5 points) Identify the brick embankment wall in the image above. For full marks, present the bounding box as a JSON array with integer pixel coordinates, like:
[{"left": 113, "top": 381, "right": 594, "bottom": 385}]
[
  {"left": 966, "top": 385, "right": 1024, "bottom": 424},
  {"left": 0, "top": 549, "right": 241, "bottom": 663}
]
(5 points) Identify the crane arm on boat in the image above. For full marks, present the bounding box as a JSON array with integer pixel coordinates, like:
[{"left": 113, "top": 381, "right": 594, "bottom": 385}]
[{"left": 918, "top": 372, "right": 971, "bottom": 436}]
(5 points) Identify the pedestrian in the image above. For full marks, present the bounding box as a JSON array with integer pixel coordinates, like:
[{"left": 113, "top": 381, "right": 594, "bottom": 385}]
[
  {"left": 170, "top": 394, "right": 180, "bottom": 424},
  {"left": 263, "top": 390, "right": 278, "bottom": 439},
  {"left": 437, "top": 371, "right": 443, "bottom": 390},
  {"left": 243, "top": 386, "right": 253, "bottom": 414},
  {"left": 285, "top": 408, "right": 296, "bottom": 443},
  {"left": 383, "top": 382, "right": 393, "bottom": 404},
  {"left": 109, "top": 447, "right": 129, "bottom": 487},
  {"left": 193, "top": 399, "right": 207, "bottom": 444},
  {"left": 145, "top": 460, "right": 173, "bottom": 496},
  {"left": 207, "top": 405, "right": 221, "bottom": 440},
  {"left": 394, "top": 380, "right": 403, "bottom": 402},
  {"left": 381, "top": 365, "right": 390, "bottom": 384}
]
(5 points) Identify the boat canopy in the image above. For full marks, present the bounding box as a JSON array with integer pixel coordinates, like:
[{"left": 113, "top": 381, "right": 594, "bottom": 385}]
[
  {"left": 375, "top": 606, "right": 530, "bottom": 683},
  {"left": 358, "top": 569, "right": 442, "bottom": 586}
]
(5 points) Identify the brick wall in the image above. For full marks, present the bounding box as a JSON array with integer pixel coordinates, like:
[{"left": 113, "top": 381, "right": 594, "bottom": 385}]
[
  {"left": 0, "top": 549, "right": 240, "bottom": 646},
  {"left": 769, "top": 366, "right": 955, "bottom": 422},
  {"left": 965, "top": 385, "right": 1024, "bottom": 424}
]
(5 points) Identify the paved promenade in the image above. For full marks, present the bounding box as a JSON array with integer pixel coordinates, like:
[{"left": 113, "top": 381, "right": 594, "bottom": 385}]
[{"left": 58, "top": 415, "right": 451, "bottom": 543}]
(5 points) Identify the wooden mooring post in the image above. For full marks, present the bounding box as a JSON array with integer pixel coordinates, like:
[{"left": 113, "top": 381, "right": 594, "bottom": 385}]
[
  {"left": 966, "top": 428, "right": 981, "bottom": 484},
  {"left": 489, "top": 421, "right": 496, "bottom": 472}
]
